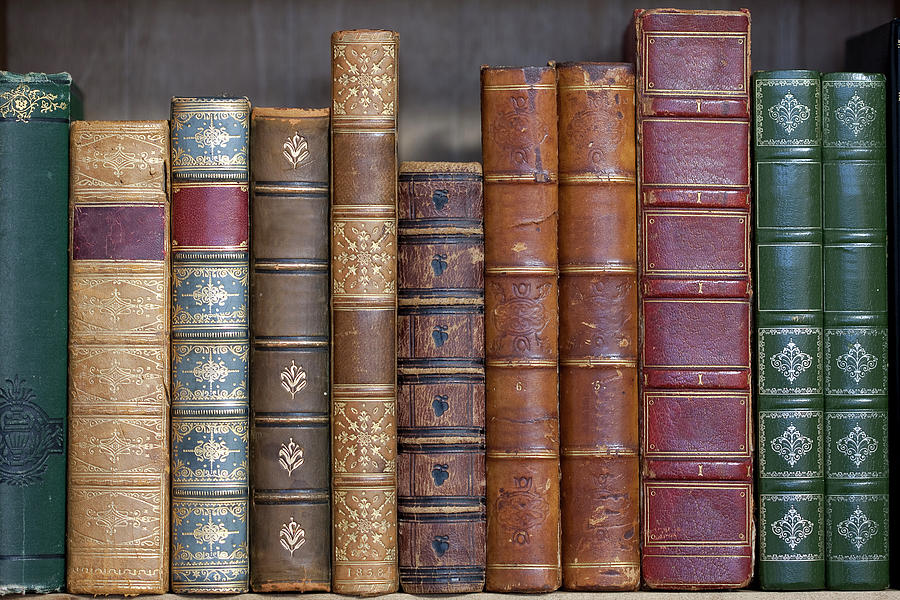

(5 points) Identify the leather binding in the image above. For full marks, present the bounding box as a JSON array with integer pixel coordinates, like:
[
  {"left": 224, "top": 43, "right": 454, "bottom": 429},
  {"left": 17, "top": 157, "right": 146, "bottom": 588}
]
[
  {"left": 822, "top": 73, "right": 889, "bottom": 590},
  {"left": 557, "top": 62, "right": 639, "bottom": 591},
  {"left": 0, "top": 72, "right": 79, "bottom": 594},
  {"left": 170, "top": 97, "right": 250, "bottom": 593},
  {"left": 330, "top": 30, "right": 399, "bottom": 596},
  {"left": 845, "top": 25, "right": 900, "bottom": 583},
  {"left": 481, "top": 65, "right": 561, "bottom": 593},
  {"left": 67, "top": 120, "right": 170, "bottom": 594},
  {"left": 635, "top": 9, "right": 754, "bottom": 589},
  {"left": 249, "top": 108, "right": 331, "bottom": 591},
  {"left": 397, "top": 161, "right": 486, "bottom": 593},
  {"left": 754, "top": 71, "right": 825, "bottom": 590}
]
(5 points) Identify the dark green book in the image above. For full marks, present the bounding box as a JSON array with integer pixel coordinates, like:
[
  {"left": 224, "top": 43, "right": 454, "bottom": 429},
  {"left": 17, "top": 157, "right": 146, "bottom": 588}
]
[
  {"left": 0, "top": 72, "right": 80, "bottom": 593},
  {"left": 823, "top": 72, "right": 889, "bottom": 590},
  {"left": 754, "top": 70, "right": 825, "bottom": 590}
]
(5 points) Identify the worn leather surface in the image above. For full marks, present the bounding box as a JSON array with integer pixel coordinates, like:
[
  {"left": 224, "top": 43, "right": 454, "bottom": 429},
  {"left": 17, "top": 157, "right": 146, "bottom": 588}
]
[
  {"left": 249, "top": 107, "right": 331, "bottom": 592},
  {"left": 330, "top": 29, "right": 399, "bottom": 597},
  {"left": 754, "top": 70, "right": 825, "bottom": 590},
  {"left": 66, "top": 120, "right": 170, "bottom": 594},
  {"left": 397, "top": 162, "right": 486, "bottom": 593},
  {"left": 0, "top": 71, "right": 73, "bottom": 594},
  {"left": 557, "top": 62, "right": 639, "bottom": 591},
  {"left": 481, "top": 65, "right": 561, "bottom": 593},
  {"left": 845, "top": 27, "right": 900, "bottom": 585},
  {"left": 822, "top": 73, "right": 889, "bottom": 590},
  {"left": 170, "top": 97, "right": 250, "bottom": 593},
  {"left": 635, "top": 9, "right": 754, "bottom": 589}
]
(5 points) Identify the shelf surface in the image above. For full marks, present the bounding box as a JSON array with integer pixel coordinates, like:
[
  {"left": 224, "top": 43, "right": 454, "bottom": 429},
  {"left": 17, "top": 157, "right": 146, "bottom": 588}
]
[{"left": 18, "top": 592, "right": 900, "bottom": 600}]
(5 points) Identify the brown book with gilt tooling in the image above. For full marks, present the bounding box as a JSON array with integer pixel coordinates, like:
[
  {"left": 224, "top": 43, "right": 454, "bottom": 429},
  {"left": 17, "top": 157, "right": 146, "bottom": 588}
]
[
  {"left": 330, "top": 29, "right": 400, "bottom": 596},
  {"left": 481, "top": 65, "right": 561, "bottom": 593},
  {"left": 557, "top": 62, "right": 640, "bottom": 591}
]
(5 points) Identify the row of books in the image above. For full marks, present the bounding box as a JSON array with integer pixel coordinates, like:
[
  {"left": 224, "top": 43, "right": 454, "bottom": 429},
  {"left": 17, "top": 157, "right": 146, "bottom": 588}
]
[{"left": 1, "top": 8, "right": 898, "bottom": 597}]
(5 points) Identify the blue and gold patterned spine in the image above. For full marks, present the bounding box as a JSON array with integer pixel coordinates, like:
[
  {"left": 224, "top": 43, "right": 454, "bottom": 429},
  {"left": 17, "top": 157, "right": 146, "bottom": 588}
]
[{"left": 170, "top": 97, "right": 251, "bottom": 593}]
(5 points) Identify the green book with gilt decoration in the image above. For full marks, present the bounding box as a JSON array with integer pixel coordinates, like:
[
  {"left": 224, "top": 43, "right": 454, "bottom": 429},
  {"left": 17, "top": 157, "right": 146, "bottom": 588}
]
[
  {"left": 0, "top": 71, "right": 81, "bottom": 593},
  {"left": 754, "top": 70, "right": 825, "bottom": 590},
  {"left": 822, "top": 72, "right": 889, "bottom": 590}
]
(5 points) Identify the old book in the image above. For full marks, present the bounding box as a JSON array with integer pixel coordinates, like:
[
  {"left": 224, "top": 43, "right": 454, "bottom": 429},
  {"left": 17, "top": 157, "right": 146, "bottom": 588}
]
[
  {"left": 754, "top": 71, "right": 825, "bottom": 590},
  {"left": 481, "top": 65, "right": 561, "bottom": 593},
  {"left": 249, "top": 107, "right": 331, "bottom": 592},
  {"left": 0, "top": 71, "right": 79, "bottom": 594},
  {"left": 170, "top": 97, "right": 250, "bottom": 593},
  {"left": 845, "top": 26, "right": 900, "bottom": 583},
  {"left": 635, "top": 9, "right": 754, "bottom": 589},
  {"left": 66, "top": 120, "right": 170, "bottom": 594},
  {"left": 557, "top": 62, "right": 640, "bottom": 591},
  {"left": 330, "top": 29, "right": 400, "bottom": 596},
  {"left": 822, "top": 73, "right": 889, "bottom": 590},
  {"left": 397, "top": 161, "right": 486, "bottom": 593}
]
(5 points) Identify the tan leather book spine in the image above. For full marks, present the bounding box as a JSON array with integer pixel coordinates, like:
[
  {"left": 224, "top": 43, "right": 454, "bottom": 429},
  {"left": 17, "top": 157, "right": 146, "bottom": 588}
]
[
  {"left": 249, "top": 107, "right": 331, "bottom": 592},
  {"left": 397, "top": 161, "right": 486, "bottom": 593},
  {"left": 66, "top": 120, "right": 170, "bottom": 594},
  {"left": 481, "top": 65, "right": 561, "bottom": 592},
  {"left": 330, "top": 29, "right": 399, "bottom": 596},
  {"left": 557, "top": 62, "right": 640, "bottom": 591}
]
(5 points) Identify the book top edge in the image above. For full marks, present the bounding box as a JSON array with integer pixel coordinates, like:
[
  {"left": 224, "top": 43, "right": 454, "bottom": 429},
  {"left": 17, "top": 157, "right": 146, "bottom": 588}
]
[
  {"left": 252, "top": 107, "right": 329, "bottom": 118},
  {"left": 332, "top": 29, "right": 398, "bottom": 43},
  {"left": 0, "top": 71, "right": 72, "bottom": 84},
  {"left": 400, "top": 161, "right": 482, "bottom": 174}
]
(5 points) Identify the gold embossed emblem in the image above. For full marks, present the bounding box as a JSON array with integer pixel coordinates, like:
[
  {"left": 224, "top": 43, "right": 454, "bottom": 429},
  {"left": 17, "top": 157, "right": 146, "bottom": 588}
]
[
  {"left": 280, "top": 517, "right": 306, "bottom": 556},
  {"left": 280, "top": 360, "right": 307, "bottom": 398},
  {"left": 0, "top": 83, "right": 67, "bottom": 122},
  {"left": 332, "top": 42, "right": 396, "bottom": 116},
  {"left": 278, "top": 438, "right": 304, "bottom": 476},
  {"left": 283, "top": 133, "right": 310, "bottom": 169},
  {"left": 332, "top": 220, "right": 396, "bottom": 295}
]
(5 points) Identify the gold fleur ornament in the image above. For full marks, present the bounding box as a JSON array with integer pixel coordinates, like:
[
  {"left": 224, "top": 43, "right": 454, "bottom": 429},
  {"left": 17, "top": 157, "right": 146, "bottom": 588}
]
[{"left": 0, "top": 83, "right": 67, "bottom": 122}]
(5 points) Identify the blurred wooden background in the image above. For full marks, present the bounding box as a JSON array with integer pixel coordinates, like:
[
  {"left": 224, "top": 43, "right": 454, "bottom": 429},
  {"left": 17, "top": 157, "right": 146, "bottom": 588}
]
[{"left": 3, "top": 0, "right": 898, "bottom": 161}]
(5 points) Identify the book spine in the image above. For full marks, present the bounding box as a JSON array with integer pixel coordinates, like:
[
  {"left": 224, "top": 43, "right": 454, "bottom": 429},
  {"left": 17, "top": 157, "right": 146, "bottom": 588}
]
[
  {"left": 635, "top": 8, "right": 754, "bottom": 589},
  {"left": 397, "top": 162, "right": 486, "bottom": 593},
  {"left": 67, "top": 120, "right": 171, "bottom": 594},
  {"left": 249, "top": 108, "right": 331, "bottom": 591},
  {"left": 822, "top": 72, "right": 889, "bottom": 590},
  {"left": 556, "top": 62, "right": 640, "bottom": 591},
  {"left": 753, "top": 71, "right": 825, "bottom": 590},
  {"left": 0, "top": 72, "right": 74, "bottom": 594},
  {"left": 330, "top": 30, "right": 400, "bottom": 596},
  {"left": 170, "top": 97, "right": 250, "bottom": 593},
  {"left": 481, "top": 65, "right": 561, "bottom": 593}
]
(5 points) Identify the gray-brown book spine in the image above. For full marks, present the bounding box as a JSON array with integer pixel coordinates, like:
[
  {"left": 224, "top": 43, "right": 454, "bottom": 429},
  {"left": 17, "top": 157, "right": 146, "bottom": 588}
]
[
  {"left": 249, "top": 108, "right": 331, "bottom": 591},
  {"left": 397, "top": 162, "right": 486, "bottom": 593}
]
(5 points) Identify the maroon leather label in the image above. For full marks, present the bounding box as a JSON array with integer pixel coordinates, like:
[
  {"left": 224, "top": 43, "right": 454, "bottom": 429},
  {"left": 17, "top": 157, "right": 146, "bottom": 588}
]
[
  {"left": 642, "top": 34, "right": 747, "bottom": 97},
  {"left": 642, "top": 188, "right": 749, "bottom": 208},
  {"left": 72, "top": 205, "right": 165, "bottom": 261},
  {"left": 640, "top": 119, "right": 749, "bottom": 187},
  {"left": 643, "top": 210, "right": 748, "bottom": 277},
  {"left": 642, "top": 481, "right": 752, "bottom": 545},
  {"left": 173, "top": 184, "right": 249, "bottom": 249},
  {"left": 642, "top": 299, "right": 750, "bottom": 369},
  {"left": 643, "top": 391, "right": 750, "bottom": 460}
]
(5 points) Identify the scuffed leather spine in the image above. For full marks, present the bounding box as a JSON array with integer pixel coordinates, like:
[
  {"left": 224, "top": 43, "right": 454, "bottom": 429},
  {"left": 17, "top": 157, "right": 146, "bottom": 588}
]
[
  {"left": 249, "top": 108, "right": 331, "bottom": 591},
  {"left": 67, "top": 121, "right": 170, "bottom": 594},
  {"left": 397, "top": 162, "right": 486, "bottom": 593},
  {"left": 481, "top": 65, "right": 561, "bottom": 593},
  {"left": 170, "top": 97, "right": 250, "bottom": 593},
  {"left": 557, "top": 63, "right": 640, "bottom": 591},
  {"left": 330, "top": 30, "right": 399, "bottom": 596},
  {"left": 822, "top": 73, "right": 889, "bottom": 590},
  {"left": 635, "top": 8, "right": 754, "bottom": 589}
]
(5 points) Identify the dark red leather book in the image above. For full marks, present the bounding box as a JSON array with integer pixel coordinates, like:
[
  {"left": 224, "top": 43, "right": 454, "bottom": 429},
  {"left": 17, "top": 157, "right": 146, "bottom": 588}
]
[{"left": 635, "top": 8, "right": 754, "bottom": 589}]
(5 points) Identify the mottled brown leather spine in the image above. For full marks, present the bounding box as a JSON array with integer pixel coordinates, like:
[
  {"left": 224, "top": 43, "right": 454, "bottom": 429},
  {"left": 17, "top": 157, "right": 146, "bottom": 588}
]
[
  {"left": 397, "top": 161, "right": 486, "bottom": 593},
  {"left": 481, "top": 65, "right": 561, "bottom": 593},
  {"left": 330, "top": 29, "right": 399, "bottom": 596},
  {"left": 557, "top": 62, "right": 640, "bottom": 591},
  {"left": 250, "top": 107, "right": 331, "bottom": 592}
]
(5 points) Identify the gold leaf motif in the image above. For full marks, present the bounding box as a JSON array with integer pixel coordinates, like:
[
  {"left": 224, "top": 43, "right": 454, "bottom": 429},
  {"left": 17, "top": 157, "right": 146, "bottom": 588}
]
[
  {"left": 279, "top": 517, "right": 306, "bottom": 556},
  {"left": 191, "top": 439, "right": 234, "bottom": 462},
  {"left": 81, "top": 428, "right": 156, "bottom": 464},
  {"left": 193, "top": 124, "right": 233, "bottom": 149},
  {"left": 332, "top": 220, "right": 396, "bottom": 295},
  {"left": 85, "top": 499, "right": 155, "bottom": 537},
  {"left": 191, "top": 358, "right": 236, "bottom": 383},
  {"left": 191, "top": 283, "right": 233, "bottom": 307},
  {"left": 191, "top": 515, "right": 238, "bottom": 550},
  {"left": 332, "top": 42, "right": 396, "bottom": 117},
  {"left": 0, "top": 83, "right": 67, "bottom": 122},
  {"left": 278, "top": 437, "right": 304, "bottom": 476},
  {"left": 283, "top": 132, "right": 310, "bottom": 169},
  {"left": 87, "top": 359, "right": 148, "bottom": 394},
  {"left": 280, "top": 360, "right": 307, "bottom": 398}
]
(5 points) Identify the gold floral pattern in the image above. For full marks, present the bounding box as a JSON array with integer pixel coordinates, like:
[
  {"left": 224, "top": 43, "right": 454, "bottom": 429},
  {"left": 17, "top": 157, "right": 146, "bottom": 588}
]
[
  {"left": 333, "top": 489, "right": 397, "bottom": 562},
  {"left": 332, "top": 220, "right": 396, "bottom": 295},
  {"left": 0, "top": 83, "right": 67, "bottom": 122},
  {"left": 333, "top": 41, "right": 396, "bottom": 117},
  {"left": 332, "top": 401, "right": 396, "bottom": 474}
]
